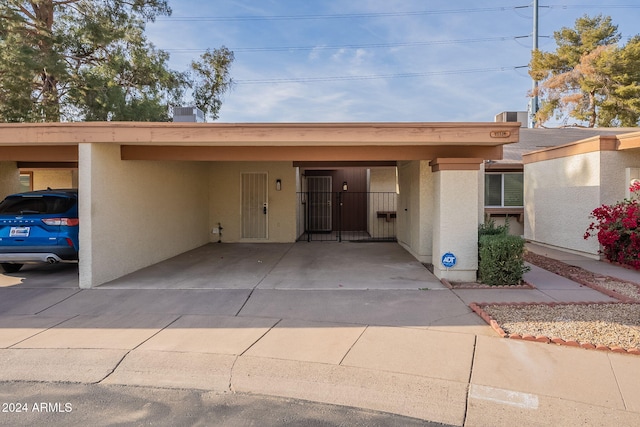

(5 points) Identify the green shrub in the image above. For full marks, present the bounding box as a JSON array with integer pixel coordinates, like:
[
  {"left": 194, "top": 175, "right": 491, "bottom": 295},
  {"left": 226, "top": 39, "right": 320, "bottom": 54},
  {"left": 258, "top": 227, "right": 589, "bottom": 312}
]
[
  {"left": 478, "top": 234, "right": 529, "bottom": 286},
  {"left": 478, "top": 218, "right": 509, "bottom": 238}
]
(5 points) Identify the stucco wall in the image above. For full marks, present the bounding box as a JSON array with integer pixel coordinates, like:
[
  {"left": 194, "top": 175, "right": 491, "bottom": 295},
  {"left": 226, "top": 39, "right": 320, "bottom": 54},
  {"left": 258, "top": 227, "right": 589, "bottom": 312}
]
[
  {"left": 524, "top": 151, "right": 601, "bottom": 256},
  {"left": 601, "top": 150, "right": 640, "bottom": 205},
  {"left": 0, "top": 162, "right": 20, "bottom": 199},
  {"left": 432, "top": 169, "right": 479, "bottom": 281},
  {"left": 31, "top": 170, "right": 77, "bottom": 190},
  {"left": 208, "top": 161, "right": 297, "bottom": 242},
  {"left": 79, "top": 144, "right": 209, "bottom": 288},
  {"left": 397, "top": 161, "right": 433, "bottom": 263}
]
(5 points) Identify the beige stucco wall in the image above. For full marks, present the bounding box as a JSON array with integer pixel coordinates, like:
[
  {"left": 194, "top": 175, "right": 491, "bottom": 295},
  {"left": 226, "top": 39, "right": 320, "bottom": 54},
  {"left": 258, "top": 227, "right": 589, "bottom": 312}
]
[
  {"left": 0, "top": 162, "right": 20, "bottom": 199},
  {"left": 208, "top": 161, "right": 297, "bottom": 242},
  {"left": 432, "top": 169, "right": 479, "bottom": 281},
  {"left": 79, "top": 143, "right": 209, "bottom": 288},
  {"left": 31, "top": 170, "right": 77, "bottom": 190},
  {"left": 601, "top": 150, "right": 640, "bottom": 205},
  {"left": 397, "top": 161, "right": 433, "bottom": 263},
  {"left": 524, "top": 151, "right": 601, "bottom": 256}
]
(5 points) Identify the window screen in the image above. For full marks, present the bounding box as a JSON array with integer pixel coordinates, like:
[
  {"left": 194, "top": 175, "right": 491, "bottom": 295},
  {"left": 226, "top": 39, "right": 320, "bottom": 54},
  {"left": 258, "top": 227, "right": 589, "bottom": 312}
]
[
  {"left": 503, "top": 174, "right": 523, "bottom": 206},
  {"left": 484, "top": 174, "right": 502, "bottom": 206}
]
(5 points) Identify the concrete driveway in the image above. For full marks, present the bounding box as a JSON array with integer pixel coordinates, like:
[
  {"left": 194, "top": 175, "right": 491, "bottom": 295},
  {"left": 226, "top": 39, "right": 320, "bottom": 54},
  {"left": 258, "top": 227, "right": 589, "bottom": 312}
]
[
  {"left": 0, "top": 263, "right": 78, "bottom": 289},
  {"left": 100, "top": 242, "right": 445, "bottom": 290}
]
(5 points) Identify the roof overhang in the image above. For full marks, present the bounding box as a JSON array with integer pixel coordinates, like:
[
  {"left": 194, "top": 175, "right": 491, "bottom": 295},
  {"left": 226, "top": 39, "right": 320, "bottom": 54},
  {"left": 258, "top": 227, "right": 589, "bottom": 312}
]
[
  {"left": 0, "top": 122, "right": 520, "bottom": 162},
  {"left": 523, "top": 131, "right": 640, "bottom": 164}
]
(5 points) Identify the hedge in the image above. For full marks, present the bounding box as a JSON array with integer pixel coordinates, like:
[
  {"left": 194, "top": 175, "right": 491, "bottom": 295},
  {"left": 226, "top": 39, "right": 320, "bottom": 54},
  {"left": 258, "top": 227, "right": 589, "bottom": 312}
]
[{"left": 478, "top": 234, "right": 529, "bottom": 286}]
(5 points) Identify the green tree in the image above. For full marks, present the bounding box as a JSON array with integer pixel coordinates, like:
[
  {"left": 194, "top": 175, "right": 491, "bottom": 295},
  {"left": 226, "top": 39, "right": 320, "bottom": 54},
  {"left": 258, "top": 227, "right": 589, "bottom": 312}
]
[
  {"left": 190, "top": 47, "right": 235, "bottom": 122},
  {"left": 0, "top": 1, "right": 234, "bottom": 122},
  {"left": 529, "top": 14, "right": 640, "bottom": 127}
]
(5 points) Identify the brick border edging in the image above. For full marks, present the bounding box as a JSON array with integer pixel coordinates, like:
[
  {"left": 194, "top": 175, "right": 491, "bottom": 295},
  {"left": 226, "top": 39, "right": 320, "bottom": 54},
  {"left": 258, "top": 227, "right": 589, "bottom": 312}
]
[
  {"left": 524, "top": 252, "right": 640, "bottom": 302},
  {"left": 441, "top": 278, "right": 535, "bottom": 290},
  {"left": 563, "top": 275, "right": 640, "bottom": 303},
  {"left": 469, "top": 301, "right": 640, "bottom": 356}
]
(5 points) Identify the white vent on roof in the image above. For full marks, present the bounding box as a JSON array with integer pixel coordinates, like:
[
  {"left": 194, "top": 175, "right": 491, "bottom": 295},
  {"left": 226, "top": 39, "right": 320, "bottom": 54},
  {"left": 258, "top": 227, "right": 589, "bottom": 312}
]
[
  {"left": 494, "top": 111, "right": 527, "bottom": 128},
  {"left": 173, "top": 106, "right": 205, "bottom": 123}
]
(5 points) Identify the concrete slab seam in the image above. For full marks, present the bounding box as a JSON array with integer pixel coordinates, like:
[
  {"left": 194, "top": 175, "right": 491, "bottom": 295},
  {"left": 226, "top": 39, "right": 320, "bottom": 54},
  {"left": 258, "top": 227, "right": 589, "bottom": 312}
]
[
  {"left": 462, "top": 334, "right": 478, "bottom": 426},
  {"left": 34, "top": 289, "right": 84, "bottom": 315},
  {"left": 440, "top": 278, "right": 535, "bottom": 290},
  {"left": 234, "top": 244, "right": 295, "bottom": 316},
  {"left": 469, "top": 301, "right": 640, "bottom": 355},
  {"left": 6, "top": 315, "right": 80, "bottom": 349},
  {"left": 338, "top": 325, "right": 369, "bottom": 366},
  {"left": 237, "top": 318, "right": 283, "bottom": 358},
  {"left": 606, "top": 353, "right": 629, "bottom": 411},
  {"left": 228, "top": 355, "right": 240, "bottom": 393},
  {"left": 95, "top": 315, "right": 183, "bottom": 384}
]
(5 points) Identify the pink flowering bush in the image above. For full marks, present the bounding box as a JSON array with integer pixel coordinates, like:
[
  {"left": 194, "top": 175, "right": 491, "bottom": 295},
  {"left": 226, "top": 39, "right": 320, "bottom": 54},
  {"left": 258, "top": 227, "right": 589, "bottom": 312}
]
[{"left": 584, "top": 182, "right": 640, "bottom": 269}]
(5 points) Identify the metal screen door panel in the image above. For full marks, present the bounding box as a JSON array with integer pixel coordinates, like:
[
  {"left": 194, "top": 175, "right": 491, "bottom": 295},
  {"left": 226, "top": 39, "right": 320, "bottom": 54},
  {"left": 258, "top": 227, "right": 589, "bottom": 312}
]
[
  {"left": 307, "top": 176, "right": 332, "bottom": 232},
  {"left": 242, "top": 172, "right": 268, "bottom": 239}
]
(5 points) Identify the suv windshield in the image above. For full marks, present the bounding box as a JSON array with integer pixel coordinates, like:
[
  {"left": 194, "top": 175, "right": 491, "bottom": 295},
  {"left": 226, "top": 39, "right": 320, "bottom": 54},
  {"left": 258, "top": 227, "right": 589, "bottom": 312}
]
[{"left": 0, "top": 196, "right": 75, "bottom": 215}]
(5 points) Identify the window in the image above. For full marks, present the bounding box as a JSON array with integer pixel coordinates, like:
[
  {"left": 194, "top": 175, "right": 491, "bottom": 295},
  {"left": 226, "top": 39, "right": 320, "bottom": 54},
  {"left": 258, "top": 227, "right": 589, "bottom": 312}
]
[
  {"left": 484, "top": 173, "right": 523, "bottom": 207},
  {"left": 19, "top": 172, "right": 32, "bottom": 192}
]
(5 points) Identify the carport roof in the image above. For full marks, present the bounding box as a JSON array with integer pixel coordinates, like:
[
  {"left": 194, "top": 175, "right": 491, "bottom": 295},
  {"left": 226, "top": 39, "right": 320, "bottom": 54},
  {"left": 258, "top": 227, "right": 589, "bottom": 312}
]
[{"left": 0, "top": 121, "right": 520, "bottom": 162}]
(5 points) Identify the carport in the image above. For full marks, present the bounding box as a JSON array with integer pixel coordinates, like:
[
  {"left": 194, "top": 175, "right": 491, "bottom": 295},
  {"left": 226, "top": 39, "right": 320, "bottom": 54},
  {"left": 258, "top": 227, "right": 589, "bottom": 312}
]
[{"left": 0, "top": 122, "right": 519, "bottom": 288}]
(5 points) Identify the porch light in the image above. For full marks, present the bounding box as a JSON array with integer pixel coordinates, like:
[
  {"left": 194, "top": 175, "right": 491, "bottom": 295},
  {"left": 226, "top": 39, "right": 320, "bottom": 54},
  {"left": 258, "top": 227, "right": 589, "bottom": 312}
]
[
  {"left": 276, "top": 179, "right": 282, "bottom": 191},
  {"left": 342, "top": 182, "right": 348, "bottom": 191}
]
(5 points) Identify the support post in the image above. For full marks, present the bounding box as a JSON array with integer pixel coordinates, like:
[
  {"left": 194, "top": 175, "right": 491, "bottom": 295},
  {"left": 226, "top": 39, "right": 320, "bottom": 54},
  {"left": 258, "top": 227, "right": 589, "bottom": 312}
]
[{"left": 430, "top": 159, "right": 482, "bottom": 282}]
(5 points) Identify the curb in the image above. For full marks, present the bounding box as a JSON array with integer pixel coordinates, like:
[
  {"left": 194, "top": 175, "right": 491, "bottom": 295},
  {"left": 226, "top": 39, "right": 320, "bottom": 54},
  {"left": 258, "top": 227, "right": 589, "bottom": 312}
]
[{"left": 469, "top": 301, "right": 640, "bottom": 356}]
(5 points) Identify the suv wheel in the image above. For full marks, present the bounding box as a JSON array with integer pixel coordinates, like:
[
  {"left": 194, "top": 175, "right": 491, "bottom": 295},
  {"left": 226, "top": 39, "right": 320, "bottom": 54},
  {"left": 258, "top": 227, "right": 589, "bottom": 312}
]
[{"left": 1, "top": 263, "right": 23, "bottom": 273}]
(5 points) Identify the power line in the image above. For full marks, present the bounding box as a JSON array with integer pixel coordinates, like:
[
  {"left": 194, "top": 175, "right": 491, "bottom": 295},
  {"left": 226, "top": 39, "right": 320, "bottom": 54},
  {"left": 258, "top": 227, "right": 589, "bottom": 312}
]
[
  {"left": 547, "top": 4, "right": 640, "bottom": 9},
  {"left": 235, "top": 66, "right": 526, "bottom": 85},
  {"left": 156, "top": 4, "right": 640, "bottom": 22},
  {"left": 162, "top": 36, "right": 529, "bottom": 53},
  {"left": 157, "top": 6, "right": 523, "bottom": 22}
]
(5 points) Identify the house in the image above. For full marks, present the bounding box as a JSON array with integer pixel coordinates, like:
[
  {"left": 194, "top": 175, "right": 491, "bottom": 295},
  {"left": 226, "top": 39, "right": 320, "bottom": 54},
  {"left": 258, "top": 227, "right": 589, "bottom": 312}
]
[
  {"left": 483, "top": 117, "right": 639, "bottom": 237},
  {"left": 0, "top": 121, "right": 520, "bottom": 288},
  {"left": 523, "top": 130, "right": 640, "bottom": 258}
]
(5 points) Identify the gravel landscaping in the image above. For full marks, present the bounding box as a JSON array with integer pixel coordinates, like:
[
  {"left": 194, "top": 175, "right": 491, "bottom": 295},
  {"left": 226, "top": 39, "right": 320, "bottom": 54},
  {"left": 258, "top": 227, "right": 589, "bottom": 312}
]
[
  {"left": 524, "top": 251, "right": 640, "bottom": 302},
  {"left": 479, "top": 303, "right": 640, "bottom": 351},
  {"left": 473, "top": 251, "right": 640, "bottom": 353}
]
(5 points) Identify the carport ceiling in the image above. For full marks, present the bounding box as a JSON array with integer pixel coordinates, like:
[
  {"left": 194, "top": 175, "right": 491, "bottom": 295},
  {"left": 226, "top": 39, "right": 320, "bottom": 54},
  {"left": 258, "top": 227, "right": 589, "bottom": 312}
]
[{"left": 0, "top": 122, "right": 520, "bottom": 162}]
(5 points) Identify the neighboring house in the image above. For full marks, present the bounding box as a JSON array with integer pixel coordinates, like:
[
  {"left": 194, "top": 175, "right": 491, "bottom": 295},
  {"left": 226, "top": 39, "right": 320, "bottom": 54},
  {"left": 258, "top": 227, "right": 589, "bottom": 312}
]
[
  {"left": 523, "top": 130, "right": 640, "bottom": 258},
  {"left": 484, "top": 114, "right": 639, "bottom": 237}
]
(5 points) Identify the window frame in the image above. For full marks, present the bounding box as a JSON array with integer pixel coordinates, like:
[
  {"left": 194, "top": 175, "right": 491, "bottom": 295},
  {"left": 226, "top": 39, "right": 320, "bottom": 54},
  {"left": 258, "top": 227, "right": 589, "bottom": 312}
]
[{"left": 484, "top": 172, "right": 524, "bottom": 208}]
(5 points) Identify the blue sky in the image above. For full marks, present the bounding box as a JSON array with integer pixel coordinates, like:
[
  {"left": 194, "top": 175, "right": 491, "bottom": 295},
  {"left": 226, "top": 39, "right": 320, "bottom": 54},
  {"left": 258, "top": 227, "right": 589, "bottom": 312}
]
[{"left": 145, "top": 1, "right": 640, "bottom": 124}]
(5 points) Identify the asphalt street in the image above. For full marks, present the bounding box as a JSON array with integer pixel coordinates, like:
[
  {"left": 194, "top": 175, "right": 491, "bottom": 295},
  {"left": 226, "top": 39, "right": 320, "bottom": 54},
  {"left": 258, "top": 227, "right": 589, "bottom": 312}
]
[{"left": 0, "top": 382, "right": 452, "bottom": 427}]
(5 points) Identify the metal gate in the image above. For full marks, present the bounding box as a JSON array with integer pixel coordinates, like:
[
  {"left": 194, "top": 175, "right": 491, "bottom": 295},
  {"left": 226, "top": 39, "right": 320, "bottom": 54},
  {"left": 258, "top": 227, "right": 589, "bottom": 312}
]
[
  {"left": 306, "top": 176, "right": 332, "bottom": 232},
  {"left": 297, "top": 191, "right": 397, "bottom": 242}
]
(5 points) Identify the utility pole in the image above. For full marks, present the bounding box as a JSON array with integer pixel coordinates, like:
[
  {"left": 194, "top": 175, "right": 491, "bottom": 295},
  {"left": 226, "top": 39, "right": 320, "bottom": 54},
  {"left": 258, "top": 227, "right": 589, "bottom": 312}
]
[{"left": 529, "top": 0, "right": 539, "bottom": 128}]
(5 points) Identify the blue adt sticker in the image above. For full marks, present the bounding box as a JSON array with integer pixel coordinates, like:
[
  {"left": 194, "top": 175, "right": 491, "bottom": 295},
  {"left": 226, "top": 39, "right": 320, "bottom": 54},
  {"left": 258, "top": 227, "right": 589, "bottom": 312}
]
[{"left": 441, "top": 252, "right": 457, "bottom": 268}]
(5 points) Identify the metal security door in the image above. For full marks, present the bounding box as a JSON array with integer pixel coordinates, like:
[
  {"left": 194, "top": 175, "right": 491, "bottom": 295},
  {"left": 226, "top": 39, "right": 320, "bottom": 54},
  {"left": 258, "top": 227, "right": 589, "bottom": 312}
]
[
  {"left": 242, "top": 172, "right": 268, "bottom": 239},
  {"left": 307, "top": 176, "right": 332, "bottom": 232}
]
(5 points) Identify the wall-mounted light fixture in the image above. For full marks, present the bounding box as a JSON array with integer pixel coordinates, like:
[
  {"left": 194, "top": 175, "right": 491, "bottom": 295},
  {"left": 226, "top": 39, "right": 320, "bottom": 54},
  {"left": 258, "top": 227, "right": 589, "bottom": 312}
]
[
  {"left": 342, "top": 181, "right": 348, "bottom": 191},
  {"left": 276, "top": 179, "right": 282, "bottom": 191}
]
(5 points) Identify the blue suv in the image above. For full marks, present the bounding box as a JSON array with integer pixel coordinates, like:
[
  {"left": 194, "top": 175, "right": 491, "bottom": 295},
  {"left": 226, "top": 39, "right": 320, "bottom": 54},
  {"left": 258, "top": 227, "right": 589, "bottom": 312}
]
[{"left": 0, "top": 189, "right": 79, "bottom": 273}]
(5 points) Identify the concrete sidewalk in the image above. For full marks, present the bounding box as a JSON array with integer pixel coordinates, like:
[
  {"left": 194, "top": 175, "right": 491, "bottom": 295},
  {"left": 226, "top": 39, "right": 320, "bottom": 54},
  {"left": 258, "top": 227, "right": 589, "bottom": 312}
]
[{"left": 1, "top": 243, "right": 639, "bottom": 426}]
